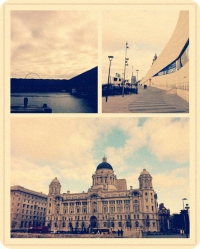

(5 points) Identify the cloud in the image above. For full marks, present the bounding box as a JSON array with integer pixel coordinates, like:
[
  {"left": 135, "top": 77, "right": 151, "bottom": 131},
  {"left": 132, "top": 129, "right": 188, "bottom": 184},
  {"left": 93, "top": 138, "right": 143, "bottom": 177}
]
[
  {"left": 11, "top": 157, "right": 55, "bottom": 194},
  {"left": 153, "top": 167, "right": 189, "bottom": 213},
  {"left": 124, "top": 167, "right": 189, "bottom": 213},
  {"left": 145, "top": 118, "right": 189, "bottom": 163},
  {"left": 11, "top": 11, "right": 98, "bottom": 79},
  {"left": 102, "top": 10, "right": 180, "bottom": 82},
  {"left": 10, "top": 117, "right": 190, "bottom": 213}
]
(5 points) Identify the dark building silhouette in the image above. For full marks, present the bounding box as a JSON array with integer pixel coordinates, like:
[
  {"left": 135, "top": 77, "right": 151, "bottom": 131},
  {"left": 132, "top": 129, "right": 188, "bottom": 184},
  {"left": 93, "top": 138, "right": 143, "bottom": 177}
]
[
  {"left": 11, "top": 67, "right": 98, "bottom": 97},
  {"left": 158, "top": 203, "right": 170, "bottom": 233}
]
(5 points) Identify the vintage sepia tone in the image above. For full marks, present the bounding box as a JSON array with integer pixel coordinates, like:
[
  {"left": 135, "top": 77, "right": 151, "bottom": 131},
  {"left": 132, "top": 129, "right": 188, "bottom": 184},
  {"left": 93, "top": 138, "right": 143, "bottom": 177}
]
[
  {"left": 10, "top": 11, "right": 98, "bottom": 113},
  {"left": 9, "top": 117, "right": 190, "bottom": 239},
  {"left": 0, "top": 0, "right": 199, "bottom": 248},
  {"left": 102, "top": 11, "right": 189, "bottom": 113}
]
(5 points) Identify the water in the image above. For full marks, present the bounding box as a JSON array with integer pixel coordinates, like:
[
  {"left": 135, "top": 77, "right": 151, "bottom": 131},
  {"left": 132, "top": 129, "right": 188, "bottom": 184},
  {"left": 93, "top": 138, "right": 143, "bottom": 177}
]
[{"left": 11, "top": 93, "right": 97, "bottom": 113}]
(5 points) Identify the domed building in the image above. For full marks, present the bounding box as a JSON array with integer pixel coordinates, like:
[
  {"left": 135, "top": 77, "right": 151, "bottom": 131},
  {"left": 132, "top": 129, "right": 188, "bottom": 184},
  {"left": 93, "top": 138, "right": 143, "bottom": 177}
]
[{"left": 45, "top": 156, "right": 160, "bottom": 233}]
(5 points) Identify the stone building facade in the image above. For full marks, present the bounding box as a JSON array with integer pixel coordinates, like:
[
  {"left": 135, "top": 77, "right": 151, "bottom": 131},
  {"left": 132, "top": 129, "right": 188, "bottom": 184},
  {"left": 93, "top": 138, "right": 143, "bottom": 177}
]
[
  {"left": 45, "top": 156, "right": 160, "bottom": 233},
  {"left": 10, "top": 186, "right": 48, "bottom": 231}
]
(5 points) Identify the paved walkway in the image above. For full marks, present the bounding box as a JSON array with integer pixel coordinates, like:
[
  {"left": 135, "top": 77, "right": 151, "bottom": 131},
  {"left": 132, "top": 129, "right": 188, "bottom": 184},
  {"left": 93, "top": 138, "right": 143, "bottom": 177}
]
[{"left": 102, "top": 86, "right": 189, "bottom": 113}]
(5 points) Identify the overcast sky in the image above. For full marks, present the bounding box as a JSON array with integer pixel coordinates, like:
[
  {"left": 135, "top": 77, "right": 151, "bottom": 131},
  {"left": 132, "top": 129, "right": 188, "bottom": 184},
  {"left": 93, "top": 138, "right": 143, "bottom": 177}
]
[
  {"left": 11, "top": 11, "right": 98, "bottom": 79},
  {"left": 102, "top": 10, "right": 180, "bottom": 83},
  {"left": 11, "top": 117, "right": 189, "bottom": 214}
]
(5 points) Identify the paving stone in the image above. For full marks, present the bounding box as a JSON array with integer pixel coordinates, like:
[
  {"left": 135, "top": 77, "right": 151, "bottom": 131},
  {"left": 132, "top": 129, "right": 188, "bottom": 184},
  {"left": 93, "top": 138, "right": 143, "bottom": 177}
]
[{"left": 102, "top": 86, "right": 189, "bottom": 113}]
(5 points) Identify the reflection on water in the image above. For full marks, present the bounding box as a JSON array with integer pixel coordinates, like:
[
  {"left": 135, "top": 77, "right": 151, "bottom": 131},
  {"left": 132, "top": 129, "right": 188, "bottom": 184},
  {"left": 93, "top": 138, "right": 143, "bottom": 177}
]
[{"left": 11, "top": 92, "right": 97, "bottom": 113}]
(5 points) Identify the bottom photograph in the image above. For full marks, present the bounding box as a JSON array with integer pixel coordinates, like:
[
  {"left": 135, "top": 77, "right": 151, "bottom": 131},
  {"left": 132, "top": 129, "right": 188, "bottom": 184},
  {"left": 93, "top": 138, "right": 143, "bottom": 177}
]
[{"left": 10, "top": 117, "right": 190, "bottom": 238}]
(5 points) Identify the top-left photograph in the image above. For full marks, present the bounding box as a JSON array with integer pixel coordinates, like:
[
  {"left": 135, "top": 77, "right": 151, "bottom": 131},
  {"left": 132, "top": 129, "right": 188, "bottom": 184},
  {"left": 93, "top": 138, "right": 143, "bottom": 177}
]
[{"left": 10, "top": 11, "right": 98, "bottom": 113}]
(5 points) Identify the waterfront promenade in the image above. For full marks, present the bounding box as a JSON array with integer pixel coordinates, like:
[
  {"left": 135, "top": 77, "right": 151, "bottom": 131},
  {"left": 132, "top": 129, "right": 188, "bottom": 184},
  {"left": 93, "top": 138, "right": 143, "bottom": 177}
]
[
  {"left": 102, "top": 85, "right": 189, "bottom": 113},
  {"left": 11, "top": 232, "right": 188, "bottom": 239}
]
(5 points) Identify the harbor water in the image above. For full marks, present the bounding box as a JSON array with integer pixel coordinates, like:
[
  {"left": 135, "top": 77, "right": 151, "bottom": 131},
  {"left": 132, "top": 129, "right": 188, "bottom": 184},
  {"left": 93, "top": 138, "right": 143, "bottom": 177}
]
[{"left": 11, "top": 92, "right": 97, "bottom": 113}]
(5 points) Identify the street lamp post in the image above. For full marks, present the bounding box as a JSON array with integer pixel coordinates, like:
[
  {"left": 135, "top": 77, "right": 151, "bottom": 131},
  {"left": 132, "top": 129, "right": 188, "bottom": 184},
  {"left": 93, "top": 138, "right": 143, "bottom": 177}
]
[
  {"left": 136, "top": 70, "right": 139, "bottom": 82},
  {"left": 185, "top": 204, "right": 190, "bottom": 238},
  {"left": 122, "top": 42, "right": 129, "bottom": 97},
  {"left": 106, "top": 56, "right": 114, "bottom": 102},
  {"left": 182, "top": 198, "right": 187, "bottom": 210},
  {"left": 136, "top": 70, "right": 139, "bottom": 93}
]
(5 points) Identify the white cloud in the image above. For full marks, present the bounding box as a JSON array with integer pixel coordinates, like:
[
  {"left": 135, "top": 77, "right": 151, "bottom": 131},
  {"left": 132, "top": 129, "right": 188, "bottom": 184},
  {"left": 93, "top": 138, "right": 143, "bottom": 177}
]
[
  {"left": 11, "top": 157, "right": 55, "bottom": 194},
  {"left": 102, "top": 10, "right": 180, "bottom": 82},
  {"left": 11, "top": 11, "right": 97, "bottom": 79},
  {"left": 10, "top": 117, "right": 189, "bottom": 211},
  {"left": 146, "top": 119, "right": 189, "bottom": 163}
]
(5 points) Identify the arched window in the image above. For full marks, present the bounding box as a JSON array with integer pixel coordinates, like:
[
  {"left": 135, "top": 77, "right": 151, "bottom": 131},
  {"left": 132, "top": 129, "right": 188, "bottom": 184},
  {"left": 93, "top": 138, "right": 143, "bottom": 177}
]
[
  {"left": 103, "top": 222, "right": 107, "bottom": 227},
  {"left": 103, "top": 206, "right": 108, "bottom": 213},
  {"left": 125, "top": 205, "right": 130, "bottom": 212},
  {"left": 117, "top": 206, "right": 122, "bottom": 213},
  {"left": 110, "top": 206, "right": 115, "bottom": 213},
  {"left": 118, "top": 222, "right": 122, "bottom": 227},
  {"left": 82, "top": 207, "right": 87, "bottom": 213},
  {"left": 134, "top": 205, "right": 139, "bottom": 212},
  {"left": 135, "top": 221, "right": 139, "bottom": 228}
]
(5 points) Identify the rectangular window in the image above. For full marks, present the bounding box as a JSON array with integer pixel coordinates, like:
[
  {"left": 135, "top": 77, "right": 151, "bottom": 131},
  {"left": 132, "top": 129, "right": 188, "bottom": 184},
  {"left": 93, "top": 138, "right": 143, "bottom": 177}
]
[
  {"left": 152, "top": 206, "right": 154, "bottom": 211},
  {"left": 124, "top": 200, "right": 130, "bottom": 203},
  {"left": 146, "top": 206, "right": 149, "bottom": 212}
]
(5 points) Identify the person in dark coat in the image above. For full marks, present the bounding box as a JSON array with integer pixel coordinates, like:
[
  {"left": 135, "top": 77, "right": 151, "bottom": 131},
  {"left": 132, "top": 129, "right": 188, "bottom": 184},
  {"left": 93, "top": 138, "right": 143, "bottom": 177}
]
[{"left": 24, "top": 97, "right": 28, "bottom": 107}]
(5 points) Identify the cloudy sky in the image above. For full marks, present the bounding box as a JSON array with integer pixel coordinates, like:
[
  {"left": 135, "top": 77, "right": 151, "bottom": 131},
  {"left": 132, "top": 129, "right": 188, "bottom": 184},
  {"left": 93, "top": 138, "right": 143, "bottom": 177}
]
[
  {"left": 11, "top": 11, "right": 98, "bottom": 79},
  {"left": 11, "top": 117, "right": 189, "bottom": 214},
  {"left": 102, "top": 10, "right": 180, "bottom": 83}
]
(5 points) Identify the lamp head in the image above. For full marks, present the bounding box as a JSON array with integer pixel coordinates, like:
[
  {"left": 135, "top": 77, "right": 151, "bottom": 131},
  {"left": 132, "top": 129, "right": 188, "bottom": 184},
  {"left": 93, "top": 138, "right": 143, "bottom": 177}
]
[
  {"left": 185, "top": 204, "right": 190, "bottom": 210},
  {"left": 108, "top": 56, "right": 114, "bottom": 60}
]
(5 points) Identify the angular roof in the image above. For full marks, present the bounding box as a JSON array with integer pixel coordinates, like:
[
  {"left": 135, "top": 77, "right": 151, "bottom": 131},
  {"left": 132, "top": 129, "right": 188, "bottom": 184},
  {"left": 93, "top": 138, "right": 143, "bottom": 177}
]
[{"left": 141, "top": 11, "right": 189, "bottom": 85}]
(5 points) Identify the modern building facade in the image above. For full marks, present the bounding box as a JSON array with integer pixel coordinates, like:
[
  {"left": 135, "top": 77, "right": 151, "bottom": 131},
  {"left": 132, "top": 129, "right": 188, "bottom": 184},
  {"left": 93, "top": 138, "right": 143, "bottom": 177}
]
[
  {"left": 140, "top": 11, "right": 189, "bottom": 102},
  {"left": 10, "top": 186, "right": 48, "bottom": 231},
  {"left": 45, "top": 156, "right": 160, "bottom": 233}
]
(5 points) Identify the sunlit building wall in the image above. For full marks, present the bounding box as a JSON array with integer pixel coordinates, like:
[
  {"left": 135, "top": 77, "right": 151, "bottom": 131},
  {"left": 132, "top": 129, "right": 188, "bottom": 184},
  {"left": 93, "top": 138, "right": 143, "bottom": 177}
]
[{"left": 140, "top": 11, "right": 189, "bottom": 102}]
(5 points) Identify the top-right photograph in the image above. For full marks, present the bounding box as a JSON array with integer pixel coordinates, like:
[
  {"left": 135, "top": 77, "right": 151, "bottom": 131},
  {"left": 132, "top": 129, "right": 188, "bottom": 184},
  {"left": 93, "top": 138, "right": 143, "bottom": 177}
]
[{"left": 102, "top": 10, "right": 189, "bottom": 113}]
